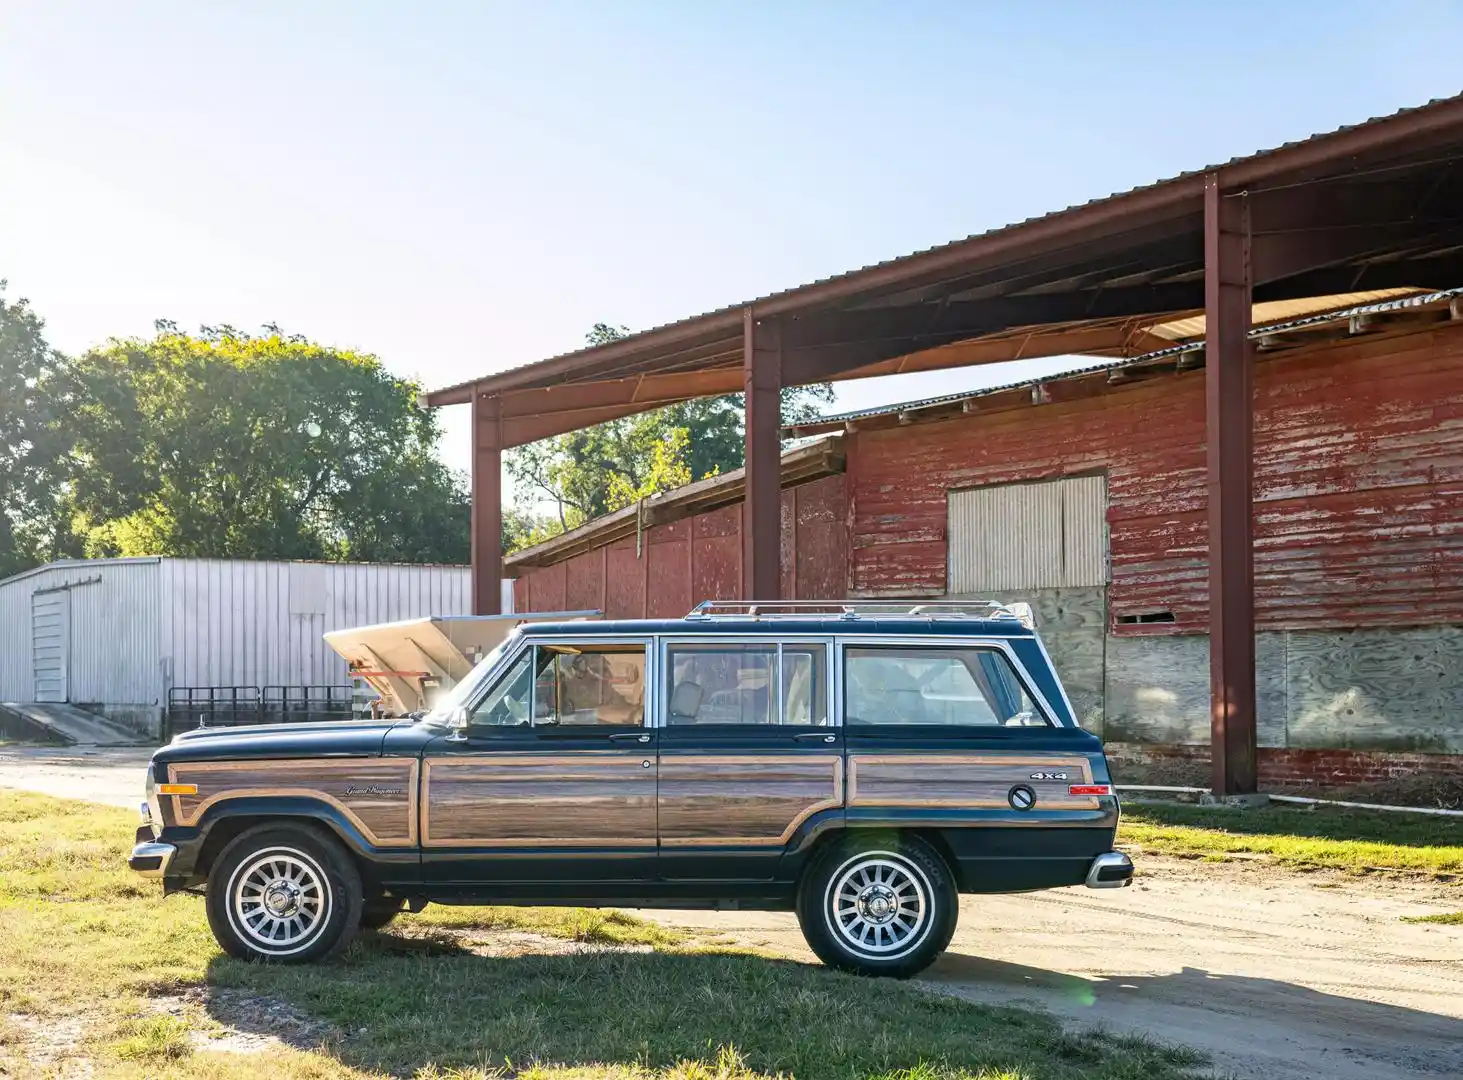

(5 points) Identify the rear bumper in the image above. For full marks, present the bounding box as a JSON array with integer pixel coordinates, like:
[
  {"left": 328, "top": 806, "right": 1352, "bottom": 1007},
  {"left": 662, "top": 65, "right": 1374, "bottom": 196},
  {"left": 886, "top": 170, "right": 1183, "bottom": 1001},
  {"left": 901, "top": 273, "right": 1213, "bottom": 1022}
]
[
  {"left": 1085, "top": 851, "right": 1133, "bottom": 888},
  {"left": 129, "top": 841, "right": 177, "bottom": 879}
]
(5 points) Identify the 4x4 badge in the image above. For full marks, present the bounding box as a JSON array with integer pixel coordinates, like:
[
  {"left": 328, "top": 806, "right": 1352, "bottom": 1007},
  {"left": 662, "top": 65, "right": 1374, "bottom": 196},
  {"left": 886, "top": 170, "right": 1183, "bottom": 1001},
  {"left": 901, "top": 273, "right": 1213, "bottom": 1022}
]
[{"left": 1029, "top": 771, "right": 1068, "bottom": 781}]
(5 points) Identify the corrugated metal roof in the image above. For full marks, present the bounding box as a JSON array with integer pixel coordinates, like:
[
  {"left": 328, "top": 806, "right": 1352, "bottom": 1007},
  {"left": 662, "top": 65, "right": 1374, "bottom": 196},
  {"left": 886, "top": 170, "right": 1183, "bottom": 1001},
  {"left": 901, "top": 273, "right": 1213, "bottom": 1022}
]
[
  {"left": 799, "top": 287, "right": 1463, "bottom": 427},
  {"left": 436, "top": 97, "right": 1463, "bottom": 394}
]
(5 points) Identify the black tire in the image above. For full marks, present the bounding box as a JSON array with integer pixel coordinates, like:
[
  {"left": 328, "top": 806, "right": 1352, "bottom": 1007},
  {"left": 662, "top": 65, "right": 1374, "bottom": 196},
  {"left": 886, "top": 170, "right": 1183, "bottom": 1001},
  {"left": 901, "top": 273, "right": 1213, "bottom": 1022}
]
[
  {"left": 205, "top": 823, "right": 363, "bottom": 963},
  {"left": 360, "top": 897, "right": 406, "bottom": 930},
  {"left": 796, "top": 833, "right": 958, "bottom": 978}
]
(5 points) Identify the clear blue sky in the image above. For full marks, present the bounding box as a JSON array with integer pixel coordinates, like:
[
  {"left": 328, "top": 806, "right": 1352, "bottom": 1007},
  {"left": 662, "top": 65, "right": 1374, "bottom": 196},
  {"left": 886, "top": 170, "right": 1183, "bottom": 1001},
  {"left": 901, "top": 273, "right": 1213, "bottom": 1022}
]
[{"left": 3, "top": 1, "right": 1460, "bottom": 475}]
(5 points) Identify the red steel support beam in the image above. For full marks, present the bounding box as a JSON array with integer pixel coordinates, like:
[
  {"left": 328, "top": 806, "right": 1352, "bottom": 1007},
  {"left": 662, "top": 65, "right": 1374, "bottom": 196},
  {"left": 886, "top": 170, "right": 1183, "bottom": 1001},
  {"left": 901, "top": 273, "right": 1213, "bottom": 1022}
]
[
  {"left": 471, "top": 391, "right": 504, "bottom": 615},
  {"left": 1204, "top": 175, "right": 1258, "bottom": 795},
  {"left": 743, "top": 310, "right": 783, "bottom": 602}
]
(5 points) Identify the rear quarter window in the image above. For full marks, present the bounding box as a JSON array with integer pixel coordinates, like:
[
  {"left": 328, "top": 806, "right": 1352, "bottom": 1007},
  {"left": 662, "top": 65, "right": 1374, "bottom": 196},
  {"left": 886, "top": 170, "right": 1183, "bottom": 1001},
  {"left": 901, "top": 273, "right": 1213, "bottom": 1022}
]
[{"left": 843, "top": 646, "right": 1048, "bottom": 727}]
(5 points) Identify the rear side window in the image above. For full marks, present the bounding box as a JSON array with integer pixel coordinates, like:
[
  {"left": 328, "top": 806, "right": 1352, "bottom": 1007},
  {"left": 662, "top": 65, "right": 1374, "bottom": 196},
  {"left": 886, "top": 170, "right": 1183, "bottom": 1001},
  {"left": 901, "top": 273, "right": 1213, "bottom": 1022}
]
[
  {"left": 843, "top": 646, "right": 1047, "bottom": 727},
  {"left": 666, "top": 643, "right": 828, "bottom": 726}
]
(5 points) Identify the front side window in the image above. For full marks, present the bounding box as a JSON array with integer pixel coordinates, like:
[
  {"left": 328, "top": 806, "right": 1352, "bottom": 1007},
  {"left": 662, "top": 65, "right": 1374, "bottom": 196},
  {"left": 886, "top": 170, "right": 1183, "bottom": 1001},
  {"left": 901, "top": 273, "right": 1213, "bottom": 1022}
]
[
  {"left": 844, "top": 646, "right": 1046, "bottom": 727},
  {"left": 469, "top": 643, "right": 647, "bottom": 728},
  {"left": 667, "top": 643, "right": 828, "bottom": 726}
]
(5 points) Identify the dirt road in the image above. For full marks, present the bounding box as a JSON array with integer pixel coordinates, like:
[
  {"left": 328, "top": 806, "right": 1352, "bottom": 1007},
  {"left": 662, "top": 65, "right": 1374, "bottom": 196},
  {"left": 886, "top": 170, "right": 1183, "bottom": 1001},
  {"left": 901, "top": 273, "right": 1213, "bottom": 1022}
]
[
  {"left": 650, "top": 860, "right": 1463, "bottom": 1080},
  {"left": 2, "top": 744, "right": 1460, "bottom": 1079},
  {"left": 0, "top": 744, "right": 152, "bottom": 809}
]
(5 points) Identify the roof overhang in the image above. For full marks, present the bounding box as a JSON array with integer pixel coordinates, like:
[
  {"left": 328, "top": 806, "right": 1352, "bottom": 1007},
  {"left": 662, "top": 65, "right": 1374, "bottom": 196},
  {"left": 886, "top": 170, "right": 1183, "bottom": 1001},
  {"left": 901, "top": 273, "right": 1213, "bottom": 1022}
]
[{"left": 426, "top": 96, "right": 1463, "bottom": 448}]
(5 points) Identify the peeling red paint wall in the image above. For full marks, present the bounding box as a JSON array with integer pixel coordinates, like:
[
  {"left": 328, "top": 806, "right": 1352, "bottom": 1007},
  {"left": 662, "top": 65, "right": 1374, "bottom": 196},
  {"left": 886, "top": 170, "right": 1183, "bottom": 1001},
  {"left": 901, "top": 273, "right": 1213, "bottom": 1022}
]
[
  {"left": 515, "top": 326, "right": 1463, "bottom": 632},
  {"left": 847, "top": 324, "right": 1463, "bottom": 632},
  {"left": 514, "top": 474, "right": 849, "bottom": 618}
]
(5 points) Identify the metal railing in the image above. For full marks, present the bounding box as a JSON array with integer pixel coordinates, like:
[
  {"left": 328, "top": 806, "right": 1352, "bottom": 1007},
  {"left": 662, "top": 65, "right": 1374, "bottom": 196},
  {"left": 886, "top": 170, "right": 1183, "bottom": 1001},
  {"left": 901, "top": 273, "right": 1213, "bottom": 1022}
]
[
  {"left": 685, "top": 599, "right": 1034, "bottom": 626},
  {"left": 164, "top": 684, "right": 353, "bottom": 739}
]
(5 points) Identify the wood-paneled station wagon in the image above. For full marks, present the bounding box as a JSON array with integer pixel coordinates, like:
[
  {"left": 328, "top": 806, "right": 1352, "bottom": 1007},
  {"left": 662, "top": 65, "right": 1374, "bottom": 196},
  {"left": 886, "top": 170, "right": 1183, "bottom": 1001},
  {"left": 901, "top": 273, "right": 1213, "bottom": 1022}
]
[{"left": 130, "top": 601, "right": 1131, "bottom": 977}]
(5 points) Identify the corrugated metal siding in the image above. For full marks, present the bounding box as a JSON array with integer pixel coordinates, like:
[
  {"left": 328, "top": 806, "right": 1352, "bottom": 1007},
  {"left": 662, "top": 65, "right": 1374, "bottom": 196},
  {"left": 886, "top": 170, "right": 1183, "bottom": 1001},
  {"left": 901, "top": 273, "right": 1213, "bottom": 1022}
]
[
  {"left": 158, "top": 560, "right": 471, "bottom": 690},
  {"left": 948, "top": 476, "right": 1107, "bottom": 592},
  {"left": 849, "top": 322, "right": 1463, "bottom": 632},
  {"left": 515, "top": 474, "right": 850, "bottom": 618},
  {"left": 0, "top": 560, "right": 163, "bottom": 704},
  {"left": 1, "top": 558, "right": 474, "bottom": 703}
]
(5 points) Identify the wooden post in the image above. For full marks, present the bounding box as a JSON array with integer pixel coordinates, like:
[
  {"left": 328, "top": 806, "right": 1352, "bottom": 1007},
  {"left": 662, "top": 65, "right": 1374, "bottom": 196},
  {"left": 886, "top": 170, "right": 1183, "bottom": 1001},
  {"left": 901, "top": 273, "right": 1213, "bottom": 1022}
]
[
  {"left": 743, "top": 310, "right": 782, "bottom": 601},
  {"left": 471, "top": 391, "right": 503, "bottom": 615},
  {"left": 1204, "top": 174, "right": 1258, "bottom": 795}
]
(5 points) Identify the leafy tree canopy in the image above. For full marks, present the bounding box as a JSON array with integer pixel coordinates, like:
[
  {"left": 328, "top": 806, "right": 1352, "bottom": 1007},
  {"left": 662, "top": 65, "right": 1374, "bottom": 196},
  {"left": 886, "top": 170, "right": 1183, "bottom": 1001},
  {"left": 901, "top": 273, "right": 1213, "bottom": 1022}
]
[
  {"left": 0, "top": 283, "right": 74, "bottom": 577},
  {"left": 60, "top": 324, "right": 470, "bottom": 564}
]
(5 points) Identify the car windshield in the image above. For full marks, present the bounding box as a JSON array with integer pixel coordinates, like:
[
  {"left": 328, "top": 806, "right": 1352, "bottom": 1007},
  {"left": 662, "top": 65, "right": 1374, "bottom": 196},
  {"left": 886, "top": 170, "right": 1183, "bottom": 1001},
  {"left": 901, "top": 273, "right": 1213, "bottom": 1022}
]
[{"left": 419, "top": 630, "right": 522, "bottom": 730}]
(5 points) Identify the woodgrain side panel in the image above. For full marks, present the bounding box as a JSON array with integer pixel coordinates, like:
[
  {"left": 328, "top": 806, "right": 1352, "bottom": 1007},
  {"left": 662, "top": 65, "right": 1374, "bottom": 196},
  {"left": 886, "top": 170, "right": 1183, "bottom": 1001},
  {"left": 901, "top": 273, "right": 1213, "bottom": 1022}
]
[
  {"left": 658, "top": 754, "right": 843, "bottom": 846},
  {"left": 166, "top": 759, "right": 419, "bottom": 846},
  {"left": 848, "top": 754, "right": 1099, "bottom": 811},
  {"left": 423, "top": 754, "right": 656, "bottom": 847}
]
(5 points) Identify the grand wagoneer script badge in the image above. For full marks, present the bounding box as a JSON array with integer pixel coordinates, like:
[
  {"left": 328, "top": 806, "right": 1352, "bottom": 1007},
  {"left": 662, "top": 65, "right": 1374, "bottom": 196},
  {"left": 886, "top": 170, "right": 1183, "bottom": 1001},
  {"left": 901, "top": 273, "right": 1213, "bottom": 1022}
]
[{"left": 343, "top": 785, "right": 404, "bottom": 797}]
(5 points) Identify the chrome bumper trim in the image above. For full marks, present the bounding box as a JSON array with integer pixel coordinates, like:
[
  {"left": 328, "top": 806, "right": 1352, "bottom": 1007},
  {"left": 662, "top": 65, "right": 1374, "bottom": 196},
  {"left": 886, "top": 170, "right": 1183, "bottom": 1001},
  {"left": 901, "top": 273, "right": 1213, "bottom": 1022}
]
[
  {"left": 1086, "top": 851, "right": 1133, "bottom": 889},
  {"left": 129, "top": 841, "right": 177, "bottom": 879}
]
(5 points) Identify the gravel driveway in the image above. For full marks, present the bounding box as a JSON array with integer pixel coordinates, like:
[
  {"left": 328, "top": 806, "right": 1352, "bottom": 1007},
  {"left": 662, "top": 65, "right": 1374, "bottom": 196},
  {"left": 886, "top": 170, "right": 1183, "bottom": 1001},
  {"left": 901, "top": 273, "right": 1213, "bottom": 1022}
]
[{"left": 2, "top": 743, "right": 1460, "bottom": 1079}]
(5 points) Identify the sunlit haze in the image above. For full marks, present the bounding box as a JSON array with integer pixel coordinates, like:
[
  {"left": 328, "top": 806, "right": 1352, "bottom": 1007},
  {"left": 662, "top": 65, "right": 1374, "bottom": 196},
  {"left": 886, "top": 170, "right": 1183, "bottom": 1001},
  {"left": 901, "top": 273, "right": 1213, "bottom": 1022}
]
[{"left": 3, "top": 1, "right": 1460, "bottom": 475}]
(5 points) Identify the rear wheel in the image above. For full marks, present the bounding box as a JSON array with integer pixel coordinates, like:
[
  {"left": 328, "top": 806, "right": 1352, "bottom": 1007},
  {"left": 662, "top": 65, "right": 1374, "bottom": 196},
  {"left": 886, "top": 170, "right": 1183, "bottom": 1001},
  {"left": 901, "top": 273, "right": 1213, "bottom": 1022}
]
[
  {"left": 796, "top": 833, "right": 957, "bottom": 978},
  {"left": 205, "top": 823, "right": 362, "bottom": 963}
]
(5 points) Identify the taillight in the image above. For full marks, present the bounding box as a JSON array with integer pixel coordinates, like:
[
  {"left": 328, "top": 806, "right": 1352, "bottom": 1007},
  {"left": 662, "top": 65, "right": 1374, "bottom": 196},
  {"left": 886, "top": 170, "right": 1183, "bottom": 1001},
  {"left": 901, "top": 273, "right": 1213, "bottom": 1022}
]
[{"left": 1069, "top": 784, "right": 1112, "bottom": 797}]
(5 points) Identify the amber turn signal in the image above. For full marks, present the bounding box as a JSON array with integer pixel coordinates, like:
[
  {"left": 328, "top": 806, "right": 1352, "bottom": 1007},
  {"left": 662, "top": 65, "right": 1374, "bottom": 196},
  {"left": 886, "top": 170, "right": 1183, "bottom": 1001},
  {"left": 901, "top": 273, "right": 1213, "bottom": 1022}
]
[{"left": 157, "top": 783, "right": 198, "bottom": 796}]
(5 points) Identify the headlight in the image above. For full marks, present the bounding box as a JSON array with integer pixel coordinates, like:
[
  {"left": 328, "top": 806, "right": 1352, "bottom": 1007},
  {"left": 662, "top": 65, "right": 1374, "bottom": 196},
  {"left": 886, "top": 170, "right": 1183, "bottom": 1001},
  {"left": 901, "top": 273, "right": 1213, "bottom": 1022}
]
[{"left": 144, "top": 771, "right": 163, "bottom": 836}]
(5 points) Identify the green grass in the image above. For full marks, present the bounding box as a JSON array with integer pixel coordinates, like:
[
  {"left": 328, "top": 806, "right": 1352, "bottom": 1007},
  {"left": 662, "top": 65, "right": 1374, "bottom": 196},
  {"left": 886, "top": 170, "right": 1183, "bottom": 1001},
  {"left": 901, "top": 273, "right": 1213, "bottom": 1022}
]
[
  {"left": 1401, "top": 911, "right": 1463, "bottom": 925},
  {"left": 0, "top": 789, "right": 1206, "bottom": 1080},
  {"left": 1119, "top": 801, "right": 1463, "bottom": 875}
]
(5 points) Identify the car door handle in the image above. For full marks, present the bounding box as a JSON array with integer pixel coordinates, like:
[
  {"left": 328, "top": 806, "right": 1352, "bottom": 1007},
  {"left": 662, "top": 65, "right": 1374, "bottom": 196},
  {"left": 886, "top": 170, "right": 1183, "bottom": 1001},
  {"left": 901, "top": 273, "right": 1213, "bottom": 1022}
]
[
  {"left": 609, "top": 732, "right": 653, "bottom": 743},
  {"left": 793, "top": 732, "right": 838, "bottom": 744}
]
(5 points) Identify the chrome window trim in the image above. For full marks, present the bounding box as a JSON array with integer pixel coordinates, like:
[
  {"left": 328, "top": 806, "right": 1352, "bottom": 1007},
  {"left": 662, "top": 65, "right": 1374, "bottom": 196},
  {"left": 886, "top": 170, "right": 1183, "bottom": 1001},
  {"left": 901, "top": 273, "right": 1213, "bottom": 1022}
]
[
  {"left": 460, "top": 636, "right": 655, "bottom": 731},
  {"left": 657, "top": 635, "right": 838, "bottom": 729},
  {"left": 833, "top": 634, "right": 1064, "bottom": 729},
  {"left": 1031, "top": 632, "right": 1080, "bottom": 727}
]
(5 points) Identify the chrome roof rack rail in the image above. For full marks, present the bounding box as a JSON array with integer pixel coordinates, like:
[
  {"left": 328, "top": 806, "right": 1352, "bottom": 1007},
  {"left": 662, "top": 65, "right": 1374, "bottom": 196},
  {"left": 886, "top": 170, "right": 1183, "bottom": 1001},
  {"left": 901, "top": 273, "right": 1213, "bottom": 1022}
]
[{"left": 685, "top": 599, "right": 1034, "bottom": 627}]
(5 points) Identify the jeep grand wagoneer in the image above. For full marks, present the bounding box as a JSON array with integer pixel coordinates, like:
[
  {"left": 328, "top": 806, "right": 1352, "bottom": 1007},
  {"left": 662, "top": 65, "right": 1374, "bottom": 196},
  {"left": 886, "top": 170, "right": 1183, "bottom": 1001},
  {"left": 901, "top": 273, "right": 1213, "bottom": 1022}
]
[{"left": 129, "top": 601, "right": 1131, "bottom": 977}]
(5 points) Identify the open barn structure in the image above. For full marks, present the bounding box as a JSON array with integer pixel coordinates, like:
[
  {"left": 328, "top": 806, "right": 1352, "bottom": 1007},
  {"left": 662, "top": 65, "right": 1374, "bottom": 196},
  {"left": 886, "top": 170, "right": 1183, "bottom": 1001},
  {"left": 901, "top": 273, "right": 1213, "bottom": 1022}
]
[{"left": 425, "top": 96, "right": 1463, "bottom": 794}]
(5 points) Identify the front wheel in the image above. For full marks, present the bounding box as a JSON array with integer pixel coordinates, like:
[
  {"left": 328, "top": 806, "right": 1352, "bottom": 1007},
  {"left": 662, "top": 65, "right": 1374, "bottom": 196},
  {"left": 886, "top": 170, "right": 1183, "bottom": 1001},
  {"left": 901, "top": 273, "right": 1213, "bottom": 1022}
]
[
  {"left": 796, "top": 834, "right": 957, "bottom": 978},
  {"left": 205, "top": 823, "right": 363, "bottom": 963}
]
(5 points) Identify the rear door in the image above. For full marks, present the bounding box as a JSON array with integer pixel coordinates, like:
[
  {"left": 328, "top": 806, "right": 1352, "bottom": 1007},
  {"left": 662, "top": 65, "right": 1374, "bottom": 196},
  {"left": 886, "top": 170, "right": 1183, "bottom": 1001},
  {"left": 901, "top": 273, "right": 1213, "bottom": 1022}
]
[{"left": 656, "top": 636, "right": 842, "bottom": 882}]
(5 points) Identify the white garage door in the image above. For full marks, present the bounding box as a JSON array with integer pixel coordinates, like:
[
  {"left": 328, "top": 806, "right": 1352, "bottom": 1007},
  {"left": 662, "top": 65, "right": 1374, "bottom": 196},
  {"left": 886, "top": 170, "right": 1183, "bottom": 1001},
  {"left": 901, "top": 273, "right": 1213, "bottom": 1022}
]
[{"left": 31, "top": 590, "right": 70, "bottom": 703}]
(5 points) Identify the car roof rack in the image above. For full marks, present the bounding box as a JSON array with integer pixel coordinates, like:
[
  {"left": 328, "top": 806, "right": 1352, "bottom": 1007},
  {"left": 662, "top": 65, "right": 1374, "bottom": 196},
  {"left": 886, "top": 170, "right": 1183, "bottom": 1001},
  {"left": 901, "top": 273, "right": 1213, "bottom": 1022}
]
[{"left": 685, "top": 599, "right": 1034, "bottom": 628}]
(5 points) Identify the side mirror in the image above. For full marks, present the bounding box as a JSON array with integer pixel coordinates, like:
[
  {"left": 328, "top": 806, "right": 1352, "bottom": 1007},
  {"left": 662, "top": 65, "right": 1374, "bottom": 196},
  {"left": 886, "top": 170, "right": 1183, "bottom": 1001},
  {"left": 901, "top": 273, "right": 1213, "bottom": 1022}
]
[{"left": 445, "top": 706, "right": 470, "bottom": 740}]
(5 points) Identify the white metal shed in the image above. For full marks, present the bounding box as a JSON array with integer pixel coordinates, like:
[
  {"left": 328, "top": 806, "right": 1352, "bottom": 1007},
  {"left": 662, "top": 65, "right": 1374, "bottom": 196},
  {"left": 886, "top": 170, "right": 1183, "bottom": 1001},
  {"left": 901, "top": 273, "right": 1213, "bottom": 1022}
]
[{"left": 0, "top": 557, "right": 498, "bottom": 736}]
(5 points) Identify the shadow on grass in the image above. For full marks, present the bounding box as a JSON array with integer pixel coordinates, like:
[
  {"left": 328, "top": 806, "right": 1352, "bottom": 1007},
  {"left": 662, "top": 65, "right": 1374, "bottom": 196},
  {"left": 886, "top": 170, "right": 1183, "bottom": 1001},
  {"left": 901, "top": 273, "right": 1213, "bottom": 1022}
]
[
  {"left": 204, "top": 932, "right": 1205, "bottom": 1080},
  {"left": 1123, "top": 802, "right": 1463, "bottom": 850}
]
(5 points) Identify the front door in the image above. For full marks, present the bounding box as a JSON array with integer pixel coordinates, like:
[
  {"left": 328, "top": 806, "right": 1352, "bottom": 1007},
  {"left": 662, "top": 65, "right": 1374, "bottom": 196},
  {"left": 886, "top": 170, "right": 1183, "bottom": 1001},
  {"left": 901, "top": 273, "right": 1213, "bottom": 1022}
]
[
  {"left": 657, "top": 638, "right": 843, "bottom": 882},
  {"left": 421, "top": 637, "right": 656, "bottom": 893}
]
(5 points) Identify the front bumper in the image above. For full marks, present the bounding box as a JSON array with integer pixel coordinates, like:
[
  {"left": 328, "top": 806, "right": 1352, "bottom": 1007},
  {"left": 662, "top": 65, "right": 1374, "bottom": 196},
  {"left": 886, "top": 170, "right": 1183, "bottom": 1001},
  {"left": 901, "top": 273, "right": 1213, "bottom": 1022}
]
[
  {"left": 1085, "top": 851, "right": 1134, "bottom": 888},
  {"left": 129, "top": 829, "right": 177, "bottom": 878}
]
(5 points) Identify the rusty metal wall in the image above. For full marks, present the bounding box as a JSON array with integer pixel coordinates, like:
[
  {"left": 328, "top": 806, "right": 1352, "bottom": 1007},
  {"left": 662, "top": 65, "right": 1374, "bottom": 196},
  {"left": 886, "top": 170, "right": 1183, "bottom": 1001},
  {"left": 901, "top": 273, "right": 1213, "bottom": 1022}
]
[
  {"left": 514, "top": 474, "right": 849, "bottom": 617},
  {"left": 850, "top": 324, "right": 1463, "bottom": 633}
]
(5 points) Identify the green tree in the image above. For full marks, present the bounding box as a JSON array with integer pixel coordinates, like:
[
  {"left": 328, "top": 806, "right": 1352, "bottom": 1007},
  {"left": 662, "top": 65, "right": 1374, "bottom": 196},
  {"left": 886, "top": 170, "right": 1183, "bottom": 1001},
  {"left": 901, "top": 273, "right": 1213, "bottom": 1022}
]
[
  {"left": 60, "top": 325, "right": 472, "bottom": 564},
  {"left": 506, "top": 324, "right": 833, "bottom": 541},
  {"left": 0, "top": 284, "right": 74, "bottom": 578}
]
